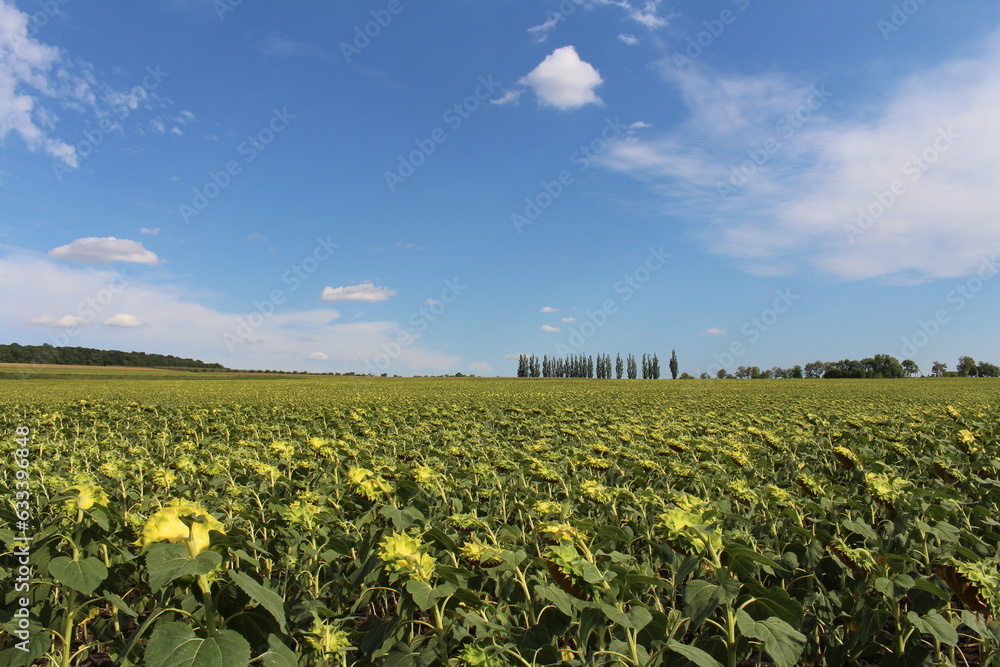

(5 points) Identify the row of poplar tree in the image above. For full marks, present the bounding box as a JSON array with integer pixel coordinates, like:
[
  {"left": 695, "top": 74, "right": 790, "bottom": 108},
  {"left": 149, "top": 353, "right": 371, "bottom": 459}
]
[{"left": 516, "top": 351, "right": 679, "bottom": 379}]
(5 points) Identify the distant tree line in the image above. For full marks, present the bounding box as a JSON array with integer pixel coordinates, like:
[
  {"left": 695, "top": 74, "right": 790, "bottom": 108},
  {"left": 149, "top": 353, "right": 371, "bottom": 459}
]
[
  {"left": 0, "top": 343, "right": 224, "bottom": 369},
  {"left": 517, "top": 350, "right": 681, "bottom": 379},
  {"left": 709, "top": 354, "right": 1000, "bottom": 379}
]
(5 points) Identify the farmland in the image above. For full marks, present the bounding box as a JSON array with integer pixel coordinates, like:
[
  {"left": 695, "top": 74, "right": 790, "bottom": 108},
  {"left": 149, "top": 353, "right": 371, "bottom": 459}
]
[{"left": 2, "top": 375, "right": 1000, "bottom": 666}]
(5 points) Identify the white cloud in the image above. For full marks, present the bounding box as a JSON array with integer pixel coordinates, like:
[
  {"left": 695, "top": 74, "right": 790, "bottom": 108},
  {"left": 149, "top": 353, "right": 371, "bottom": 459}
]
[
  {"left": 319, "top": 283, "right": 396, "bottom": 302},
  {"left": 307, "top": 352, "right": 328, "bottom": 361},
  {"left": 490, "top": 89, "right": 523, "bottom": 106},
  {"left": 140, "top": 227, "right": 160, "bottom": 235},
  {"left": 561, "top": 317, "right": 577, "bottom": 322},
  {"left": 541, "top": 324, "right": 561, "bottom": 332},
  {"left": 0, "top": 251, "right": 462, "bottom": 374},
  {"left": 527, "top": 14, "right": 561, "bottom": 43},
  {"left": 0, "top": 1, "right": 167, "bottom": 168},
  {"left": 0, "top": 0, "right": 78, "bottom": 165},
  {"left": 619, "top": 33, "right": 639, "bottom": 45},
  {"left": 540, "top": 306, "right": 560, "bottom": 313},
  {"left": 502, "top": 353, "right": 524, "bottom": 360},
  {"left": 49, "top": 237, "right": 160, "bottom": 265},
  {"left": 27, "top": 314, "right": 87, "bottom": 328},
  {"left": 103, "top": 313, "right": 144, "bottom": 327},
  {"left": 629, "top": 121, "right": 652, "bottom": 129},
  {"left": 700, "top": 328, "right": 727, "bottom": 336},
  {"left": 527, "top": 1, "right": 669, "bottom": 42},
  {"left": 520, "top": 46, "right": 604, "bottom": 110},
  {"left": 617, "top": 0, "right": 670, "bottom": 29},
  {"left": 599, "top": 31, "right": 1000, "bottom": 283}
]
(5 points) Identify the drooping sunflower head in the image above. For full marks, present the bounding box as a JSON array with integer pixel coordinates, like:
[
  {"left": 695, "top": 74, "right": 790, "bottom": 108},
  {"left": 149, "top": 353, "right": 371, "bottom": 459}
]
[
  {"left": 460, "top": 538, "right": 505, "bottom": 567},
  {"left": 580, "top": 480, "right": 613, "bottom": 503},
  {"left": 347, "top": 467, "right": 392, "bottom": 501},
  {"left": 378, "top": 532, "right": 436, "bottom": 582},
  {"left": 538, "top": 522, "right": 583, "bottom": 544},
  {"left": 533, "top": 500, "right": 563, "bottom": 516},
  {"left": 62, "top": 482, "right": 110, "bottom": 513},
  {"left": 134, "top": 501, "right": 225, "bottom": 556}
]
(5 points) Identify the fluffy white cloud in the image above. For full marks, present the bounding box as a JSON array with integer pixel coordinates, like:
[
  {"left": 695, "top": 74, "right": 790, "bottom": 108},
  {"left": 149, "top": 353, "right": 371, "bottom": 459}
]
[
  {"left": 619, "top": 33, "right": 639, "bottom": 45},
  {"left": 540, "top": 306, "right": 560, "bottom": 313},
  {"left": 540, "top": 324, "right": 561, "bottom": 332},
  {"left": 561, "top": 317, "right": 577, "bottom": 322},
  {"left": 320, "top": 283, "right": 396, "bottom": 302},
  {"left": 700, "top": 328, "right": 726, "bottom": 336},
  {"left": 140, "top": 227, "right": 160, "bottom": 235},
  {"left": 27, "top": 314, "right": 87, "bottom": 328},
  {"left": 520, "top": 46, "right": 604, "bottom": 110},
  {"left": 49, "top": 237, "right": 160, "bottom": 265},
  {"left": 600, "top": 31, "right": 1000, "bottom": 283},
  {"left": 103, "top": 313, "right": 143, "bottom": 327},
  {"left": 307, "top": 351, "right": 328, "bottom": 360}
]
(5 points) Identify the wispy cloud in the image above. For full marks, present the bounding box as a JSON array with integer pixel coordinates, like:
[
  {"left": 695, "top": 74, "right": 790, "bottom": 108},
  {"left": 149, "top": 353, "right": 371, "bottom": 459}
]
[
  {"left": 0, "top": 0, "right": 169, "bottom": 168},
  {"left": 527, "top": 0, "right": 671, "bottom": 42},
  {"left": 320, "top": 283, "right": 396, "bottom": 303},
  {"left": 259, "top": 32, "right": 329, "bottom": 59},
  {"left": 599, "top": 31, "right": 1000, "bottom": 283},
  {"left": 27, "top": 314, "right": 87, "bottom": 328}
]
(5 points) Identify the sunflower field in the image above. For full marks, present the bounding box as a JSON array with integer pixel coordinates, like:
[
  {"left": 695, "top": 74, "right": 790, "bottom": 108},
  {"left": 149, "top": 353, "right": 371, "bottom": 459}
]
[{"left": 2, "top": 374, "right": 1000, "bottom": 666}]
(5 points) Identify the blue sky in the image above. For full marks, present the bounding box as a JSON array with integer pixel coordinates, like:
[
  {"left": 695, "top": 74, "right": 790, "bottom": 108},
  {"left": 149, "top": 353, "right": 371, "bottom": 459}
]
[{"left": 2, "top": 0, "right": 999, "bottom": 376}]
